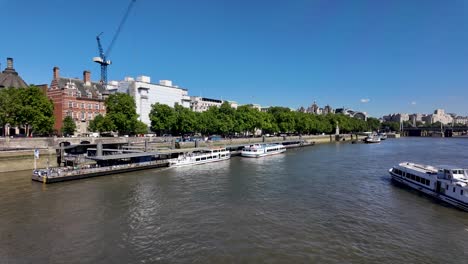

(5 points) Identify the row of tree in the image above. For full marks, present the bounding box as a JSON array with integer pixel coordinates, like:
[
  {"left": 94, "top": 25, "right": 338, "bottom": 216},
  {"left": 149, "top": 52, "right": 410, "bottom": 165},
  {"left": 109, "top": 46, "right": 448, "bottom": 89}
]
[
  {"left": 149, "top": 101, "right": 383, "bottom": 136},
  {"left": 0, "top": 87, "right": 55, "bottom": 136}
]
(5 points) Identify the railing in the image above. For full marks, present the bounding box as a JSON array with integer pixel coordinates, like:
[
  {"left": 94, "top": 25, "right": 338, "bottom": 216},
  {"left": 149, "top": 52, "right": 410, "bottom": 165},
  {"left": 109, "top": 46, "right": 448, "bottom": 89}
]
[{"left": 34, "top": 160, "right": 169, "bottom": 178}]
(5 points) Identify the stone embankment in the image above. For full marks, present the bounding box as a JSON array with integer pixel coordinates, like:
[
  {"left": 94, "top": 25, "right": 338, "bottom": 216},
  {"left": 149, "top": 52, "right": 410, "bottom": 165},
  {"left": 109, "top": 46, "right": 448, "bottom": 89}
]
[{"left": 0, "top": 134, "right": 369, "bottom": 173}]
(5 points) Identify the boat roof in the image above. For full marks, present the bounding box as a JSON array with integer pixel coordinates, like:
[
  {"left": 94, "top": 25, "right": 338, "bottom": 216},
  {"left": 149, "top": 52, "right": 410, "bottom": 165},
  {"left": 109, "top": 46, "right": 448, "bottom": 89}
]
[
  {"left": 398, "top": 162, "right": 466, "bottom": 173},
  {"left": 437, "top": 165, "right": 465, "bottom": 170}
]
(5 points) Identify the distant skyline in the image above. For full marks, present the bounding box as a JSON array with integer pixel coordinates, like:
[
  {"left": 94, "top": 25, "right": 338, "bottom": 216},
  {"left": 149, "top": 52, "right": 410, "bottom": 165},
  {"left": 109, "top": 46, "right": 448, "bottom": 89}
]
[{"left": 2, "top": 0, "right": 468, "bottom": 117}]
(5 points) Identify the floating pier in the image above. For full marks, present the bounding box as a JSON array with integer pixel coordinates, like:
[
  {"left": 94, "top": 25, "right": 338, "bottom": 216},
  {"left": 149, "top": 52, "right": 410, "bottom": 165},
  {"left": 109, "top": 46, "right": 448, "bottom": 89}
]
[{"left": 32, "top": 139, "right": 313, "bottom": 184}]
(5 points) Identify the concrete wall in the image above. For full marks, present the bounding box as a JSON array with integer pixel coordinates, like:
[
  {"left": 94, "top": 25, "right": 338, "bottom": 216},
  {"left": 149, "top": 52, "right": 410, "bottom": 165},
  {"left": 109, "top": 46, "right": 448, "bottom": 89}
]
[{"left": 0, "top": 149, "right": 56, "bottom": 172}]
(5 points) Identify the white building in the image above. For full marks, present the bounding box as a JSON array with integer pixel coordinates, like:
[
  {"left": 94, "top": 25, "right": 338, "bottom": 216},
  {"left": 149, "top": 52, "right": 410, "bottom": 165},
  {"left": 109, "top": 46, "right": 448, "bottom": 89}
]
[
  {"left": 190, "top": 96, "right": 238, "bottom": 112},
  {"left": 109, "top": 76, "right": 191, "bottom": 126},
  {"left": 423, "top": 109, "right": 453, "bottom": 125},
  {"left": 383, "top": 113, "right": 409, "bottom": 123}
]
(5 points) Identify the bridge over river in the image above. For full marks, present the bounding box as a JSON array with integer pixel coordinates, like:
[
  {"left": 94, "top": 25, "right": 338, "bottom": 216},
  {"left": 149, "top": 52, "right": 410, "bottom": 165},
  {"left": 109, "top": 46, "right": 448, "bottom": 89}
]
[{"left": 402, "top": 126, "right": 468, "bottom": 137}]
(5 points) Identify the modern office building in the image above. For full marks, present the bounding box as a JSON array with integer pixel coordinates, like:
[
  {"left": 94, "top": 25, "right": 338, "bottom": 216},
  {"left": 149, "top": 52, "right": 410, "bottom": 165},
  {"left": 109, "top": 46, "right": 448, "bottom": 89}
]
[{"left": 109, "top": 76, "right": 191, "bottom": 126}]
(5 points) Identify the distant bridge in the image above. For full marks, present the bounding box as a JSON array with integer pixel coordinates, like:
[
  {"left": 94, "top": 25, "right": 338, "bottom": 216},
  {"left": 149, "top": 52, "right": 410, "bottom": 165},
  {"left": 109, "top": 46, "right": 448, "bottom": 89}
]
[{"left": 402, "top": 126, "right": 468, "bottom": 137}]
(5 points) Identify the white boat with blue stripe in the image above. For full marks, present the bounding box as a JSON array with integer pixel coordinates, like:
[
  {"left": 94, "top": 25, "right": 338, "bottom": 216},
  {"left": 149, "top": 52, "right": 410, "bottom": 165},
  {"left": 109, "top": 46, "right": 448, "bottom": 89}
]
[
  {"left": 241, "top": 143, "right": 286, "bottom": 158},
  {"left": 389, "top": 162, "right": 468, "bottom": 211},
  {"left": 169, "top": 147, "right": 230, "bottom": 167}
]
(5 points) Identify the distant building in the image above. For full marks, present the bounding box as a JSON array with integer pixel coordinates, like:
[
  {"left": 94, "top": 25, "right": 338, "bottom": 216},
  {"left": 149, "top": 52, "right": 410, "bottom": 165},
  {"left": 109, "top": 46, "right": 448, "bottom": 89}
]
[
  {"left": 110, "top": 76, "right": 191, "bottom": 127},
  {"left": 323, "top": 105, "right": 334, "bottom": 115},
  {"left": 0, "top": 58, "right": 28, "bottom": 89},
  {"left": 382, "top": 113, "right": 409, "bottom": 123},
  {"left": 190, "top": 96, "right": 238, "bottom": 112},
  {"left": 48, "top": 67, "right": 108, "bottom": 135},
  {"left": 335, "top": 108, "right": 368, "bottom": 121},
  {"left": 454, "top": 116, "right": 468, "bottom": 125},
  {"left": 408, "top": 113, "right": 426, "bottom": 126},
  {"left": 422, "top": 109, "right": 453, "bottom": 125},
  {"left": 306, "top": 101, "right": 319, "bottom": 114}
]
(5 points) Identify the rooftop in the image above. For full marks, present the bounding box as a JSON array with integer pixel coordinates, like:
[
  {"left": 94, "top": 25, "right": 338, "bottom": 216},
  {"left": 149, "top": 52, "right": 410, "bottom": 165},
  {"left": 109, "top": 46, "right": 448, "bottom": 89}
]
[{"left": 0, "top": 58, "right": 28, "bottom": 89}]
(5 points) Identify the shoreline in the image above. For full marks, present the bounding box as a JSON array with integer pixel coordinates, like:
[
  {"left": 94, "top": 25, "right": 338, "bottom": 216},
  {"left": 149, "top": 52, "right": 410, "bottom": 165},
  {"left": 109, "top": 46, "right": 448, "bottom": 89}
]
[{"left": 0, "top": 134, "right": 371, "bottom": 173}]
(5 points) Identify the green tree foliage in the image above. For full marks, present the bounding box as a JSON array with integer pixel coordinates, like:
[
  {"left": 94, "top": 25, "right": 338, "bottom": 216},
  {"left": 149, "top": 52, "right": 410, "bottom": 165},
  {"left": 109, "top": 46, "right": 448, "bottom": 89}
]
[
  {"left": 148, "top": 102, "right": 387, "bottom": 136},
  {"left": 88, "top": 114, "right": 116, "bottom": 133},
  {"left": 105, "top": 93, "right": 141, "bottom": 135},
  {"left": 173, "top": 104, "right": 197, "bottom": 135},
  {"left": 381, "top": 121, "right": 400, "bottom": 132},
  {"left": 134, "top": 120, "right": 148, "bottom": 135},
  {"left": 366, "top": 117, "right": 381, "bottom": 131},
  {"left": 0, "top": 86, "right": 54, "bottom": 136},
  {"left": 61, "top": 116, "right": 76, "bottom": 136},
  {"left": 149, "top": 103, "right": 176, "bottom": 135}
]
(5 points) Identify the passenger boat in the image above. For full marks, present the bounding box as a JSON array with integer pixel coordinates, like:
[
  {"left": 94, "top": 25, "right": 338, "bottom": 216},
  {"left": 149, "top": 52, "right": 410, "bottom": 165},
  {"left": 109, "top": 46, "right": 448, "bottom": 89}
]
[
  {"left": 378, "top": 133, "right": 387, "bottom": 140},
  {"left": 364, "top": 135, "right": 381, "bottom": 144},
  {"left": 389, "top": 162, "right": 468, "bottom": 211},
  {"left": 241, "top": 143, "right": 286, "bottom": 158},
  {"left": 169, "top": 147, "right": 230, "bottom": 167}
]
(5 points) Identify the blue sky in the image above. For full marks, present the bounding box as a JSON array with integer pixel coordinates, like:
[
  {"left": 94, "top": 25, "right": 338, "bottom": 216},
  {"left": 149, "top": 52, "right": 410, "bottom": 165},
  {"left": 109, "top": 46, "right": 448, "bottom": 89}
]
[{"left": 2, "top": 0, "right": 468, "bottom": 117}]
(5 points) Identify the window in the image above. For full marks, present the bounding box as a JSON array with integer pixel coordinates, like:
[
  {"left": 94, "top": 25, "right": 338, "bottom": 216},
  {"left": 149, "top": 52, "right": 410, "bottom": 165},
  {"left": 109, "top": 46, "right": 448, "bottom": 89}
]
[
  {"left": 81, "top": 103, "right": 84, "bottom": 109},
  {"left": 81, "top": 112, "right": 85, "bottom": 119},
  {"left": 446, "top": 185, "right": 449, "bottom": 190},
  {"left": 95, "top": 104, "right": 99, "bottom": 110},
  {"left": 415, "top": 176, "right": 420, "bottom": 182},
  {"left": 72, "top": 101, "right": 76, "bottom": 108},
  {"left": 427, "top": 180, "right": 430, "bottom": 186},
  {"left": 453, "top": 187, "right": 456, "bottom": 192},
  {"left": 461, "top": 190, "right": 464, "bottom": 196},
  {"left": 68, "top": 101, "right": 72, "bottom": 108},
  {"left": 88, "top": 104, "right": 92, "bottom": 109},
  {"left": 196, "top": 158, "right": 200, "bottom": 161},
  {"left": 77, "top": 92, "right": 81, "bottom": 97}
]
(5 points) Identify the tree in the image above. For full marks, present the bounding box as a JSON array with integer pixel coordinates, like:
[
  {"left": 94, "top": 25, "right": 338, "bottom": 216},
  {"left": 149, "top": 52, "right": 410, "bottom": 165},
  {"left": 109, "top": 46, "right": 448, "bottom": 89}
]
[
  {"left": 88, "top": 114, "right": 116, "bottom": 133},
  {"left": 0, "top": 86, "right": 54, "bottom": 136},
  {"left": 61, "top": 116, "right": 76, "bottom": 136},
  {"left": 149, "top": 103, "right": 176, "bottom": 135},
  {"left": 381, "top": 121, "right": 400, "bottom": 132},
  {"left": 134, "top": 120, "right": 148, "bottom": 135},
  {"left": 366, "top": 117, "right": 381, "bottom": 131},
  {"left": 173, "top": 104, "right": 197, "bottom": 135},
  {"left": 105, "top": 93, "right": 140, "bottom": 135}
]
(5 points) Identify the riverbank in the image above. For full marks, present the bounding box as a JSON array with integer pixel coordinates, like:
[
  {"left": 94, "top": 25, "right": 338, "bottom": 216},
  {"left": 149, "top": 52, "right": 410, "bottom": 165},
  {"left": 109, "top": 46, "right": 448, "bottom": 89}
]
[{"left": 0, "top": 134, "right": 370, "bottom": 173}]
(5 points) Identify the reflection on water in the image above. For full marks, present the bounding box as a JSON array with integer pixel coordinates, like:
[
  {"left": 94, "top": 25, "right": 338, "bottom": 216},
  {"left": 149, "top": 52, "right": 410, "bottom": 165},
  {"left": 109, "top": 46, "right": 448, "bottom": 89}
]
[{"left": 0, "top": 137, "right": 467, "bottom": 263}]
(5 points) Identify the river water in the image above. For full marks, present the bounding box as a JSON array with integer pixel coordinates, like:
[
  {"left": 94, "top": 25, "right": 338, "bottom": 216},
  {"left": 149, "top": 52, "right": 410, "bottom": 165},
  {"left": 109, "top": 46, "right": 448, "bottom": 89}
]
[{"left": 0, "top": 138, "right": 467, "bottom": 263}]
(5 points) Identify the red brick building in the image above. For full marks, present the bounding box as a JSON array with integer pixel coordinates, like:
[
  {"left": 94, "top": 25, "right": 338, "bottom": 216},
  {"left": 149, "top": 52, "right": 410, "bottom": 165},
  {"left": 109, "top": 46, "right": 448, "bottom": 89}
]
[{"left": 48, "top": 67, "right": 108, "bottom": 135}]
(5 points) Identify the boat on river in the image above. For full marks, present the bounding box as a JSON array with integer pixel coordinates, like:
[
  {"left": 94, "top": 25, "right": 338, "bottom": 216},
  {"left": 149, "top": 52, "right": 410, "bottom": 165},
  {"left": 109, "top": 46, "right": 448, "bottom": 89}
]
[
  {"left": 389, "top": 162, "right": 468, "bottom": 211},
  {"left": 364, "top": 135, "right": 381, "bottom": 144},
  {"left": 169, "top": 147, "right": 230, "bottom": 167},
  {"left": 241, "top": 143, "right": 286, "bottom": 158},
  {"left": 378, "top": 133, "right": 387, "bottom": 140}
]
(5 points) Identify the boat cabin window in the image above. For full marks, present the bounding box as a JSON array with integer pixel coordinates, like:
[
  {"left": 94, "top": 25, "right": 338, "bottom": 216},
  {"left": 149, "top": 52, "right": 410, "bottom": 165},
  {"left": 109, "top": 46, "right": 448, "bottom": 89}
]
[
  {"left": 461, "top": 190, "right": 464, "bottom": 196},
  {"left": 453, "top": 187, "right": 455, "bottom": 193}
]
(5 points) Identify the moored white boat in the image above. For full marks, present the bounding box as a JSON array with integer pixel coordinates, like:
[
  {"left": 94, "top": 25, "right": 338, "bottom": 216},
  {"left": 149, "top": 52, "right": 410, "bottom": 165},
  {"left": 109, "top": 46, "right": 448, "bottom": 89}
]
[
  {"left": 169, "top": 147, "right": 230, "bottom": 167},
  {"left": 241, "top": 143, "right": 286, "bottom": 158},
  {"left": 378, "top": 133, "right": 387, "bottom": 140},
  {"left": 389, "top": 162, "right": 468, "bottom": 211},
  {"left": 364, "top": 135, "right": 381, "bottom": 144}
]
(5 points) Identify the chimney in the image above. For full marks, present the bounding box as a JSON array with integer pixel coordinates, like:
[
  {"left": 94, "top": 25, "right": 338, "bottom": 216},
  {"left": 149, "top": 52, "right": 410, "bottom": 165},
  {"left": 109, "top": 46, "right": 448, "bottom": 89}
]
[
  {"left": 53, "top": 67, "right": 60, "bottom": 80},
  {"left": 83, "top": 70, "right": 91, "bottom": 85},
  {"left": 6, "top": 58, "right": 13, "bottom": 69}
]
